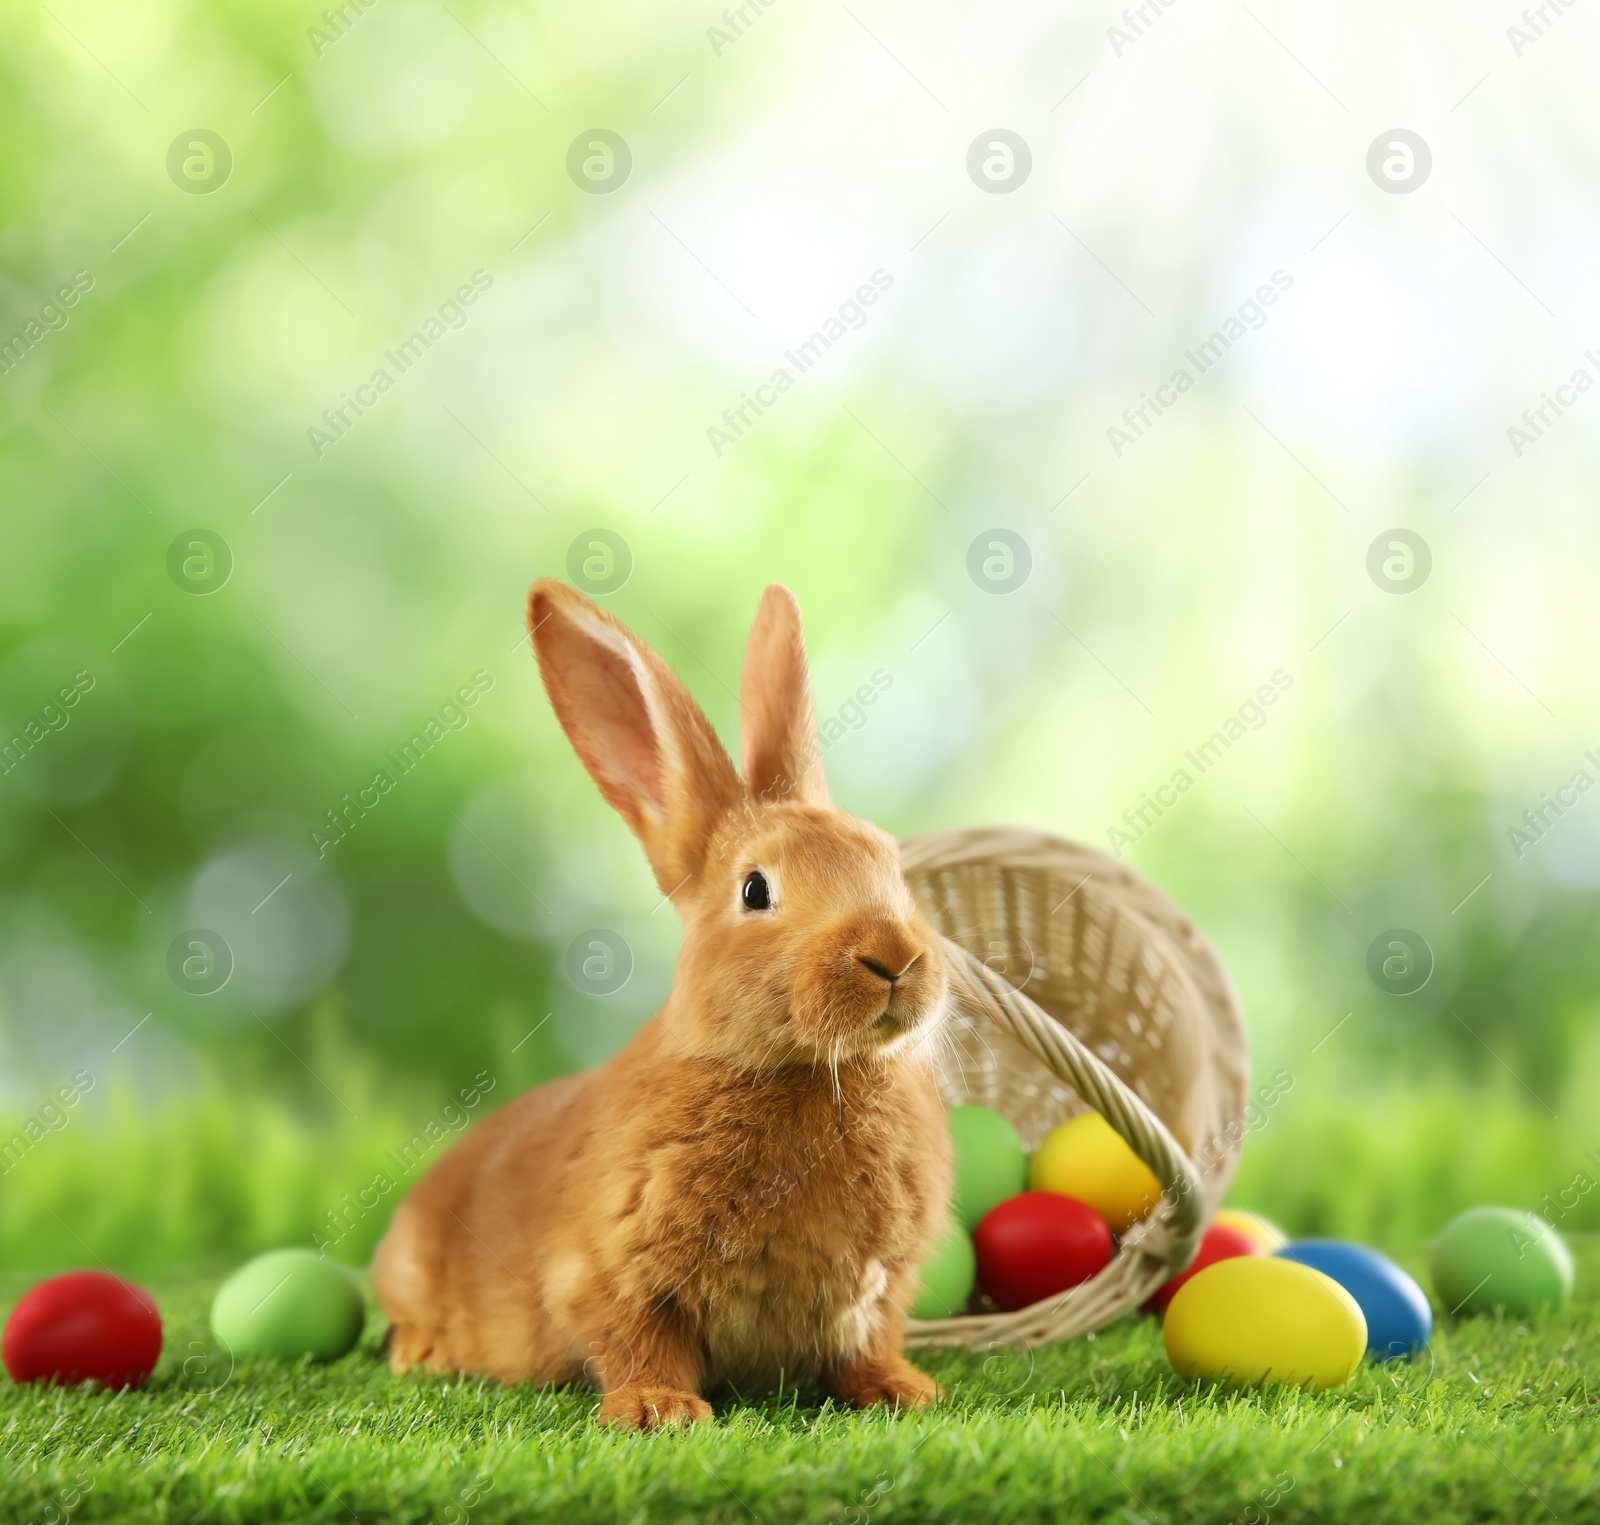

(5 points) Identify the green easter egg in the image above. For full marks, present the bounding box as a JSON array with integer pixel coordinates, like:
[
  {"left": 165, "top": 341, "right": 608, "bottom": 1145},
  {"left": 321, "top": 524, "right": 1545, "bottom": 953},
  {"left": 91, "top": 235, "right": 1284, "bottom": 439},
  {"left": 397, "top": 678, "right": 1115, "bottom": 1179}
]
[
  {"left": 911, "top": 1218, "right": 977, "bottom": 1320},
  {"left": 948, "top": 1104, "right": 1026, "bottom": 1232},
  {"left": 1429, "top": 1207, "right": 1574, "bottom": 1317},
  {"left": 211, "top": 1248, "right": 366, "bottom": 1361}
]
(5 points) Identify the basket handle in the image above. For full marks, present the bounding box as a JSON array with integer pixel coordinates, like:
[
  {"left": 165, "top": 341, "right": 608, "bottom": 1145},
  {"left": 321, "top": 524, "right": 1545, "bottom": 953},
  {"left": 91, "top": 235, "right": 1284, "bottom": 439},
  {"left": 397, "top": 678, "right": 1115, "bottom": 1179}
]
[{"left": 943, "top": 942, "right": 1205, "bottom": 1273}]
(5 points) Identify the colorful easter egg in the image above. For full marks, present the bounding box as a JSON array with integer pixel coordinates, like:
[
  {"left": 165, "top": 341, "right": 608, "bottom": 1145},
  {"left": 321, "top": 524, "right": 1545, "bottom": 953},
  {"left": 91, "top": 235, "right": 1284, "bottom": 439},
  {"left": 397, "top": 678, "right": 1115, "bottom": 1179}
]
[
  {"left": 3, "top": 1271, "right": 163, "bottom": 1389},
  {"left": 1163, "top": 1256, "right": 1367, "bottom": 1390},
  {"left": 1144, "top": 1223, "right": 1263, "bottom": 1314},
  {"left": 973, "top": 1191, "right": 1113, "bottom": 1312},
  {"left": 1214, "top": 1208, "right": 1288, "bottom": 1252},
  {"left": 211, "top": 1249, "right": 365, "bottom": 1361},
  {"left": 910, "top": 1218, "right": 977, "bottom": 1320},
  {"left": 1276, "top": 1240, "right": 1431, "bottom": 1359},
  {"left": 947, "top": 1105, "right": 1027, "bottom": 1231},
  {"left": 1029, "top": 1112, "right": 1161, "bottom": 1232},
  {"left": 1429, "top": 1207, "right": 1574, "bottom": 1317}
]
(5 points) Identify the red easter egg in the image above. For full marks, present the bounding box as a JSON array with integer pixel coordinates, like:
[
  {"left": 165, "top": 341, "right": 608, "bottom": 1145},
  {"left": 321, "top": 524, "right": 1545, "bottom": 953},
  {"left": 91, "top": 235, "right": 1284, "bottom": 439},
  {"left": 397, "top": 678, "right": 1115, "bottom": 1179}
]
[
  {"left": 974, "top": 1191, "right": 1114, "bottom": 1311},
  {"left": 1142, "top": 1223, "right": 1263, "bottom": 1314},
  {"left": 3, "top": 1271, "right": 163, "bottom": 1389}
]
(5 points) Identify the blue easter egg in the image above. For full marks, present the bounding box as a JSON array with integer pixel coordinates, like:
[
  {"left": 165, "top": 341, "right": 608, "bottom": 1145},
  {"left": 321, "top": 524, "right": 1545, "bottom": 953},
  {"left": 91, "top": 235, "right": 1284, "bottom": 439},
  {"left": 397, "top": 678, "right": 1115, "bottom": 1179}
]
[{"left": 1276, "top": 1240, "right": 1431, "bottom": 1361}]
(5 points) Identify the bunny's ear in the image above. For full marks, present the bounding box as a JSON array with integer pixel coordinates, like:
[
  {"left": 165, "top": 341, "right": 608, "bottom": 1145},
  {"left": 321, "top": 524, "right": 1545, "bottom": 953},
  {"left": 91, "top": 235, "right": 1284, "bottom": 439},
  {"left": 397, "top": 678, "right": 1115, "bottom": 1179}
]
[
  {"left": 527, "top": 580, "right": 744, "bottom": 893},
  {"left": 738, "top": 584, "right": 831, "bottom": 808}
]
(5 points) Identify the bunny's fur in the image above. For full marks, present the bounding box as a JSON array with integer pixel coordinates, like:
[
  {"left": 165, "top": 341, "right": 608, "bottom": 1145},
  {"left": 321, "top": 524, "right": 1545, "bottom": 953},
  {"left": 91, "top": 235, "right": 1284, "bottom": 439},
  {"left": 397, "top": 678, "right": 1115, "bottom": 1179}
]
[{"left": 373, "top": 581, "right": 951, "bottom": 1428}]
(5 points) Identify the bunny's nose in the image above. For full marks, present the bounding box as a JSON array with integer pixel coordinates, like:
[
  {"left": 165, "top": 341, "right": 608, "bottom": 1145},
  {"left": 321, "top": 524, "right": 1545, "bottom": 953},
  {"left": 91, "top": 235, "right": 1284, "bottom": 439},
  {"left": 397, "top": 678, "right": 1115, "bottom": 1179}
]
[{"left": 857, "top": 952, "right": 920, "bottom": 984}]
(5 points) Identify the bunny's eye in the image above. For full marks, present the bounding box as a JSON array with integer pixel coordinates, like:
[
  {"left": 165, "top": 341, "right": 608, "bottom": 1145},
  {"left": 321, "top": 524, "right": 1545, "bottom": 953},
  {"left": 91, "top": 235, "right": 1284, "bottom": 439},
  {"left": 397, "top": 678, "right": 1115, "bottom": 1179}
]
[{"left": 740, "top": 870, "right": 771, "bottom": 912}]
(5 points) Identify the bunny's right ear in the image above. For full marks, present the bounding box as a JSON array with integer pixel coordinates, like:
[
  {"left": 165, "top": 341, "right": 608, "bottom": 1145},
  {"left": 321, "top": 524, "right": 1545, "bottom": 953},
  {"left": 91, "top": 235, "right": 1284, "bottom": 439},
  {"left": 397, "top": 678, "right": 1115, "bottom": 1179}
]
[
  {"left": 738, "top": 584, "right": 831, "bottom": 808},
  {"left": 527, "top": 580, "right": 743, "bottom": 894}
]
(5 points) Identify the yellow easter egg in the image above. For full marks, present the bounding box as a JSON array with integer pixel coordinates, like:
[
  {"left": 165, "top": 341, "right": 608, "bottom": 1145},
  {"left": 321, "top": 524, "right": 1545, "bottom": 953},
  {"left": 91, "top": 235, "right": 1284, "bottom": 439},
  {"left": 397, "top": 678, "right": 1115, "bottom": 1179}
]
[
  {"left": 1163, "top": 1256, "right": 1367, "bottom": 1391},
  {"left": 1214, "top": 1208, "right": 1289, "bottom": 1252},
  {"left": 1028, "top": 1112, "right": 1162, "bottom": 1232}
]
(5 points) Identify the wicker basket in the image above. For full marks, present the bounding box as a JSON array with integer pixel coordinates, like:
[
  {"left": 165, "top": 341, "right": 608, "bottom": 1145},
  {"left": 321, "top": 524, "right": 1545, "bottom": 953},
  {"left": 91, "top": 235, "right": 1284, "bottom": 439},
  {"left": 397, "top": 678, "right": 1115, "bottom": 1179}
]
[{"left": 899, "top": 827, "right": 1250, "bottom": 1350}]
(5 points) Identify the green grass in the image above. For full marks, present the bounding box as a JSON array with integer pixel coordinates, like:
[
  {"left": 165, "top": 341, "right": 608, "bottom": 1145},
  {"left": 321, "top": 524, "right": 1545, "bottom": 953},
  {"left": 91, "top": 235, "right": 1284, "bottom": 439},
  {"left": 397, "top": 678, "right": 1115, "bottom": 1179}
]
[
  {"left": 7, "top": 1079, "right": 1599, "bottom": 1281},
  {"left": 2, "top": 1242, "right": 1595, "bottom": 1525}
]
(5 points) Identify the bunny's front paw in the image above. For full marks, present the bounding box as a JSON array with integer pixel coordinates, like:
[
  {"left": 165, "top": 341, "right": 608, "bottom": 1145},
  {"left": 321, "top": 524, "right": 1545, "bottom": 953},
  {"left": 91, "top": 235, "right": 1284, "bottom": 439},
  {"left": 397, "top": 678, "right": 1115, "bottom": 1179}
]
[
  {"left": 598, "top": 1384, "right": 713, "bottom": 1430},
  {"left": 835, "top": 1356, "right": 941, "bottom": 1412},
  {"left": 386, "top": 1323, "right": 454, "bottom": 1376}
]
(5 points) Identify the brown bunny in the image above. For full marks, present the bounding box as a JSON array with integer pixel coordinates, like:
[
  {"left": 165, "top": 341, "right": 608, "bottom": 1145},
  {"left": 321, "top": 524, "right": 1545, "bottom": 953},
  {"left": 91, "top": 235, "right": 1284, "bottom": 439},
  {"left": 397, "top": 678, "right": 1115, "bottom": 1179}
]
[{"left": 373, "top": 579, "right": 952, "bottom": 1428}]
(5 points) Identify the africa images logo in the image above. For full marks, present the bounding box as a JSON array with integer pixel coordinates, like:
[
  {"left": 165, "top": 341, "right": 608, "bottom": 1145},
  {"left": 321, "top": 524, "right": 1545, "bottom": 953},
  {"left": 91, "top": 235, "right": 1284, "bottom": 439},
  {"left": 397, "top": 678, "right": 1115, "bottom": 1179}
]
[
  {"left": 305, "top": 272, "right": 494, "bottom": 458},
  {"left": 704, "top": 271, "right": 893, "bottom": 457},
  {"left": 1107, "top": 271, "right": 1294, "bottom": 457}
]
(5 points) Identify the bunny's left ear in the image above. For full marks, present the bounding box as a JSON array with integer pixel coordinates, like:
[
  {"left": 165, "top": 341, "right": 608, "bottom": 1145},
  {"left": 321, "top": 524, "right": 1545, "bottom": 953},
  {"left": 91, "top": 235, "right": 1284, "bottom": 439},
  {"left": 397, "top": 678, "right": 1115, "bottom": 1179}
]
[
  {"left": 527, "top": 579, "right": 744, "bottom": 895},
  {"left": 738, "top": 584, "right": 831, "bottom": 808}
]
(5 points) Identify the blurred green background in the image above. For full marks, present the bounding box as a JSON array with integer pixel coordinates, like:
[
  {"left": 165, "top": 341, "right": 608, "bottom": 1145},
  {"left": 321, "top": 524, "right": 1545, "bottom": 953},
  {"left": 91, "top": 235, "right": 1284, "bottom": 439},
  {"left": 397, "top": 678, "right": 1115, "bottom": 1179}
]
[{"left": 1, "top": 0, "right": 1596, "bottom": 1278}]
